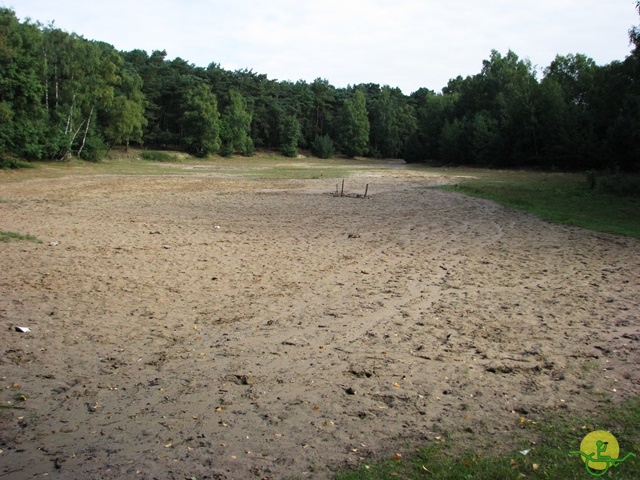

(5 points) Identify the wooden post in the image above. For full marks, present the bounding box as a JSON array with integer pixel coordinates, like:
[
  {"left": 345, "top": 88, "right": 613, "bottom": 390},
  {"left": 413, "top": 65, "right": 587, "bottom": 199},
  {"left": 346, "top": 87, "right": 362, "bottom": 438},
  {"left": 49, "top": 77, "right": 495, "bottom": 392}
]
[
  {"left": 341, "top": 179, "right": 345, "bottom": 197},
  {"left": 364, "top": 184, "right": 369, "bottom": 198}
]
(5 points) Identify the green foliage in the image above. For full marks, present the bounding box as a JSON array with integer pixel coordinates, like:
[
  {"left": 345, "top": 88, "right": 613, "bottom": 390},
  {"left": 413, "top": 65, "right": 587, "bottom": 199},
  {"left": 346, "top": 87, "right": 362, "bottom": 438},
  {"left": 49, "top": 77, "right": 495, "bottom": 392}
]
[
  {"left": 0, "top": 231, "right": 41, "bottom": 243},
  {"left": 140, "top": 150, "right": 178, "bottom": 161},
  {"left": 40, "top": 31, "right": 122, "bottom": 160},
  {"left": 368, "top": 86, "right": 416, "bottom": 158},
  {"left": 439, "top": 119, "right": 468, "bottom": 164},
  {"left": 3, "top": 7, "right": 640, "bottom": 170},
  {"left": 311, "top": 134, "right": 335, "bottom": 159},
  {"left": 78, "top": 132, "right": 107, "bottom": 161},
  {"left": 337, "top": 90, "right": 370, "bottom": 158},
  {"left": 0, "top": 156, "right": 33, "bottom": 169},
  {"left": 308, "top": 78, "right": 335, "bottom": 144},
  {"left": 0, "top": 8, "right": 48, "bottom": 160},
  {"left": 104, "top": 67, "right": 147, "bottom": 150},
  {"left": 243, "top": 136, "right": 256, "bottom": 157},
  {"left": 279, "top": 115, "right": 301, "bottom": 157},
  {"left": 405, "top": 89, "right": 453, "bottom": 163},
  {"left": 220, "top": 89, "right": 253, "bottom": 156},
  {"left": 182, "top": 84, "right": 220, "bottom": 157}
]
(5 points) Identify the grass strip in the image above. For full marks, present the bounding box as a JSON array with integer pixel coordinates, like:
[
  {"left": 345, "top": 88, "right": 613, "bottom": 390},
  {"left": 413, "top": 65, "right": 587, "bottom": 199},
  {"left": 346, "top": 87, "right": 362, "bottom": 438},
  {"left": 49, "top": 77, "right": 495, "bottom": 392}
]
[
  {"left": 333, "top": 397, "right": 640, "bottom": 479},
  {"left": 0, "top": 231, "right": 42, "bottom": 243},
  {"left": 438, "top": 170, "right": 640, "bottom": 238},
  {"left": 140, "top": 150, "right": 180, "bottom": 162}
]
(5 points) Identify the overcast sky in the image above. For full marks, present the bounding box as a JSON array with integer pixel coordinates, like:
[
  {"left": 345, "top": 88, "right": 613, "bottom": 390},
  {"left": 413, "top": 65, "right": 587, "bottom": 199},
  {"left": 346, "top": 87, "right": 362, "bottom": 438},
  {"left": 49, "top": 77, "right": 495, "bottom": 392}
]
[{"left": 6, "top": 1, "right": 639, "bottom": 94}]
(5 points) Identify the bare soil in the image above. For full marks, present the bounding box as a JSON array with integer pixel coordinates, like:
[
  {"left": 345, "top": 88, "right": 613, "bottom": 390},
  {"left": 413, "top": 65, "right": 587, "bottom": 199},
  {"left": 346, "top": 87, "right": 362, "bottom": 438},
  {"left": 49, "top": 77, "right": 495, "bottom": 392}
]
[{"left": 1, "top": 166, "right": 639, "bottom": 479}]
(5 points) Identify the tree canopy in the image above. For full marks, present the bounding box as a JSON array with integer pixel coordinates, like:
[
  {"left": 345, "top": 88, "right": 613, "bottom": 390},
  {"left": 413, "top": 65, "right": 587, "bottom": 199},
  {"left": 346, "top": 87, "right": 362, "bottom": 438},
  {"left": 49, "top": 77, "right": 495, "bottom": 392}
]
[{"left": 1, "top": 5, "right": 640, "bottom": 170}]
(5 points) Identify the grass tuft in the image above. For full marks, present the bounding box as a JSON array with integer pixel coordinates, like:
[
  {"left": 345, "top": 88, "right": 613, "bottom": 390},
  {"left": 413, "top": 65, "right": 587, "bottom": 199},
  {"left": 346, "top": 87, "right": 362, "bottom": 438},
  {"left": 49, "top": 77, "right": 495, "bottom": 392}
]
[
  {"left": 1, "top": 156, "right": 35, "bottom": 169},
  {"left": 140, "top": 151, "right": 180, "bottom": 162},
  {"left": 0, "top": 231, "right": 42, "bottom": 243}
]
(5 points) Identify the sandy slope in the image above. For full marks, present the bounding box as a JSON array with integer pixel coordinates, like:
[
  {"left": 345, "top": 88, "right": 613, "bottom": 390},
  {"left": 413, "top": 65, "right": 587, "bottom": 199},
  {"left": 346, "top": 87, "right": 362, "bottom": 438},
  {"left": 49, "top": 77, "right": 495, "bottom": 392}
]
[{"left": 0, "top": 168, "right": 638, "bottom": 479}]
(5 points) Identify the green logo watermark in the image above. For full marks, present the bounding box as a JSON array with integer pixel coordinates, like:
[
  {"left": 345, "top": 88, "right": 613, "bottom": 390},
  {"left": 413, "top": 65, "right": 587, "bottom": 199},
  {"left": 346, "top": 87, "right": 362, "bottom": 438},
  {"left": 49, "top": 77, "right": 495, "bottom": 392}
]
[{"left": 569, "top": 430, "right": 636, "bottom": 476}]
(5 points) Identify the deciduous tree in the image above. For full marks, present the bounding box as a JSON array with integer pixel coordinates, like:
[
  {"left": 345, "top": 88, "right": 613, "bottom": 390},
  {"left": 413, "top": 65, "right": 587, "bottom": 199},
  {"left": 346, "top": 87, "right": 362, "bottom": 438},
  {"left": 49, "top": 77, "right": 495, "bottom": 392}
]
[
  {"left": 279, "top": 115, "right": 300, "bottom": 157},
  {"left": 336, "top": 89, "right": 369, "bottom": 158},
  {"left": 220, "top": 89, "right": 253, "bottom": 156},
  {"left": 182, "top": 83, "right": 220, "bottom": 157}
]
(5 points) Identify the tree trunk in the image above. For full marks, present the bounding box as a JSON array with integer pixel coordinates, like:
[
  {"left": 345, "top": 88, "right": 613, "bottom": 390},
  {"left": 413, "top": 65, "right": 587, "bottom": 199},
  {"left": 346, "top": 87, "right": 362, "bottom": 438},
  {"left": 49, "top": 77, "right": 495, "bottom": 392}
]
[
  {"left": 54, "top": 62, "right": 59, "bottom": 110},
  {"left": 42, "top": 44, "right": 49, "bottom": 111},
  {"left": 65, "top": 94, "right": 75, "bottom": 135},
  {"left": 77, "top": 106, "right": 94, "bottom": 158},
  {"left": 59, "top": 116, "right": 86, "bottom": 160}
]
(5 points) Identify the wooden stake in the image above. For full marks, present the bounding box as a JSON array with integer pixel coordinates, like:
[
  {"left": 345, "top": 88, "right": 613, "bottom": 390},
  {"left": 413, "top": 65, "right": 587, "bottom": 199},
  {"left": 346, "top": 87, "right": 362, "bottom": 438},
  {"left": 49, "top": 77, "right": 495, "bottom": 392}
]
[
  {"left": 364, "top": 184, "right": 369, "bottom": 198},
  {"left": 341, "top": 179, "right": 345, "bottom": 197}
]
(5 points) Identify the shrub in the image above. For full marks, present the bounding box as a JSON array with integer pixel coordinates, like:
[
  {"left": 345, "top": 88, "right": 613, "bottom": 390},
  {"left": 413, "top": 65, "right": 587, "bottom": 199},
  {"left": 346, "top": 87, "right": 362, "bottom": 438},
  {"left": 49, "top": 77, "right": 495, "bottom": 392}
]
[
  {"left": 596, "top": 173, "right": 640, "bottom": 196},
  {"left": 242, "top": 137, "right": 256, "bottom": 157},
  {"left": 140, "top": 151, "right": 177, "bottom": 162},
  {"left": 0, "top": 155, "right": 33, "bottom": 169},
  {"left": 311, "top": 135, "right": 335, "bottom": 159},
  {"left": 79, "top": 135, "right": 107, "bottom": 162},
  {"left": 279, "top": 115, "right": 301, "bottom": 158},
  {"left": 585, "top": 170, "right": 640, "bottom": 196}
]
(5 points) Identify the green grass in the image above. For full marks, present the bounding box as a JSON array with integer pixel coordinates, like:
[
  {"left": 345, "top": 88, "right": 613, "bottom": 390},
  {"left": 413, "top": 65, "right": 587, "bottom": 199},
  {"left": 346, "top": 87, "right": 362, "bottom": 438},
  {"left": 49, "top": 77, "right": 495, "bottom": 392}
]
[
  {"left": 332, "top": 397, "right": 640, "bottom": 480},
  {"left": 0, "top": 231, "right": 42, "bottom": 243},
  {"left": 139, "top": 150, "right": 181, "bottom": 162},
  {"left": 0, "top": 156, "right": 34, "bottom": 169},
  {"left": 433, "top": 169, "right": 640, "bottom": 238},
  {"left": 0, "top": 150, "right": 383, "bottom": 181}
]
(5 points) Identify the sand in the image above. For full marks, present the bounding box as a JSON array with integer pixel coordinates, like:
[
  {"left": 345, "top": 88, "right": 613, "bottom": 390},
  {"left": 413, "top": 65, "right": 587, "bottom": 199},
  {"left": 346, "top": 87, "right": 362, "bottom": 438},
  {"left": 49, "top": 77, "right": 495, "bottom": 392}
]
[{"left": 0, "top": 165, "right": 638, "bottom": 479}]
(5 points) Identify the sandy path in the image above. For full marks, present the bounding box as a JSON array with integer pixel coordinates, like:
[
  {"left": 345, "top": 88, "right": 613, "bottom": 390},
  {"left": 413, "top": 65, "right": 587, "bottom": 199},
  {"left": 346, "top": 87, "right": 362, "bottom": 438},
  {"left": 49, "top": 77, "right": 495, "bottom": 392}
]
[{"left": 0, "top": 169, "right": 638, "bottom": 479}]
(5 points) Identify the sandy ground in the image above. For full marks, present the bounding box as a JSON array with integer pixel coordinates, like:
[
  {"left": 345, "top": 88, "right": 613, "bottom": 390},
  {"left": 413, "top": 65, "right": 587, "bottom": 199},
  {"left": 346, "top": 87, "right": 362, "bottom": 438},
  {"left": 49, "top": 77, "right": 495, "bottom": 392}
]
[{"left": 0, "top": 165, "right": 639, "bottom": 479}]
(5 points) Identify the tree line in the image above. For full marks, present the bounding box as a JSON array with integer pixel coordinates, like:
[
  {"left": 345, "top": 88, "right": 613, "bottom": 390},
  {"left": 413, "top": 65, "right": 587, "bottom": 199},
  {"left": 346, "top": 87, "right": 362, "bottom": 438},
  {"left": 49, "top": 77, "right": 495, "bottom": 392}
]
[{"left": 1, "top": 5, "right": 639, "bottom": 170}]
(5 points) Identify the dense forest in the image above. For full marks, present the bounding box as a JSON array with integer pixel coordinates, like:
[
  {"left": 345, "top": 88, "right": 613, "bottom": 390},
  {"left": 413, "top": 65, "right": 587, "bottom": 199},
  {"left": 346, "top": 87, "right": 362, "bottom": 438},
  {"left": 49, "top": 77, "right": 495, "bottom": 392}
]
[{"left": 1, "top": 5, "right": 639, "bottom": 170}]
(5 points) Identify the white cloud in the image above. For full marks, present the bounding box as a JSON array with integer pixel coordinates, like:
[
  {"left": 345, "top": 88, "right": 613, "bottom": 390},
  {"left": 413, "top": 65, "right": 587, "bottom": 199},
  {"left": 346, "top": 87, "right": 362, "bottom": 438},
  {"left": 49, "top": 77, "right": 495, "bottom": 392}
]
[{"left": 6, "top": 0, "right": 638, "bottom": 93}]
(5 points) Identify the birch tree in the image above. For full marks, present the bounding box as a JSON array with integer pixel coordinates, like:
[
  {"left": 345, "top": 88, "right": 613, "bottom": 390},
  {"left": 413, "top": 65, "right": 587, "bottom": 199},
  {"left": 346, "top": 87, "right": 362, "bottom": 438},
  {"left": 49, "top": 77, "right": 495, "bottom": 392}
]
[{"left": 104, "top": 67, "right": 147, "bottom": 151}]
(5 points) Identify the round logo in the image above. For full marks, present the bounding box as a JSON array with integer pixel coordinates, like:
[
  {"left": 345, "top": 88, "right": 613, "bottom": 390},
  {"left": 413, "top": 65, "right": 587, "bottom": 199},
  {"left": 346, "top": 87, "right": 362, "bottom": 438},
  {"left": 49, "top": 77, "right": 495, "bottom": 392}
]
[{"left": 579, "top": 430, "right": 620, "bottom": 471}]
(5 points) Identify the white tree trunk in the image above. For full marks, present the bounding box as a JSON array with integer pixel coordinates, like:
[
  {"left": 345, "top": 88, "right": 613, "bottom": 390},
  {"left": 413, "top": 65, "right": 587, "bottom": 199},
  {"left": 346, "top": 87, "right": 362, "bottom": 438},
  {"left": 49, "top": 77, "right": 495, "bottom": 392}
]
[
  {"left": 77, "top": 106, "right": 94, "bottom": 158},
  {"left": 54, "top": 62, "right": 59, "bottom": 110},
  {"left": 42, "top": 45, "right": 49, "bottom": 111},
  {"left": 64, "top": 94, "right": 75, "bottom": 135},
  {"left": 59, "top": 116, "right": 85, "bottom": 160}
]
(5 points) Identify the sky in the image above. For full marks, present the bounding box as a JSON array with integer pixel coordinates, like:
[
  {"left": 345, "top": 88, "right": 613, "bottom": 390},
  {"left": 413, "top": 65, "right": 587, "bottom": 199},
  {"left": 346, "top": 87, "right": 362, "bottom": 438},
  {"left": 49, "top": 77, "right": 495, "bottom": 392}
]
[{"left": 6, "top": 0, "right": 639, "bottom": 94}]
